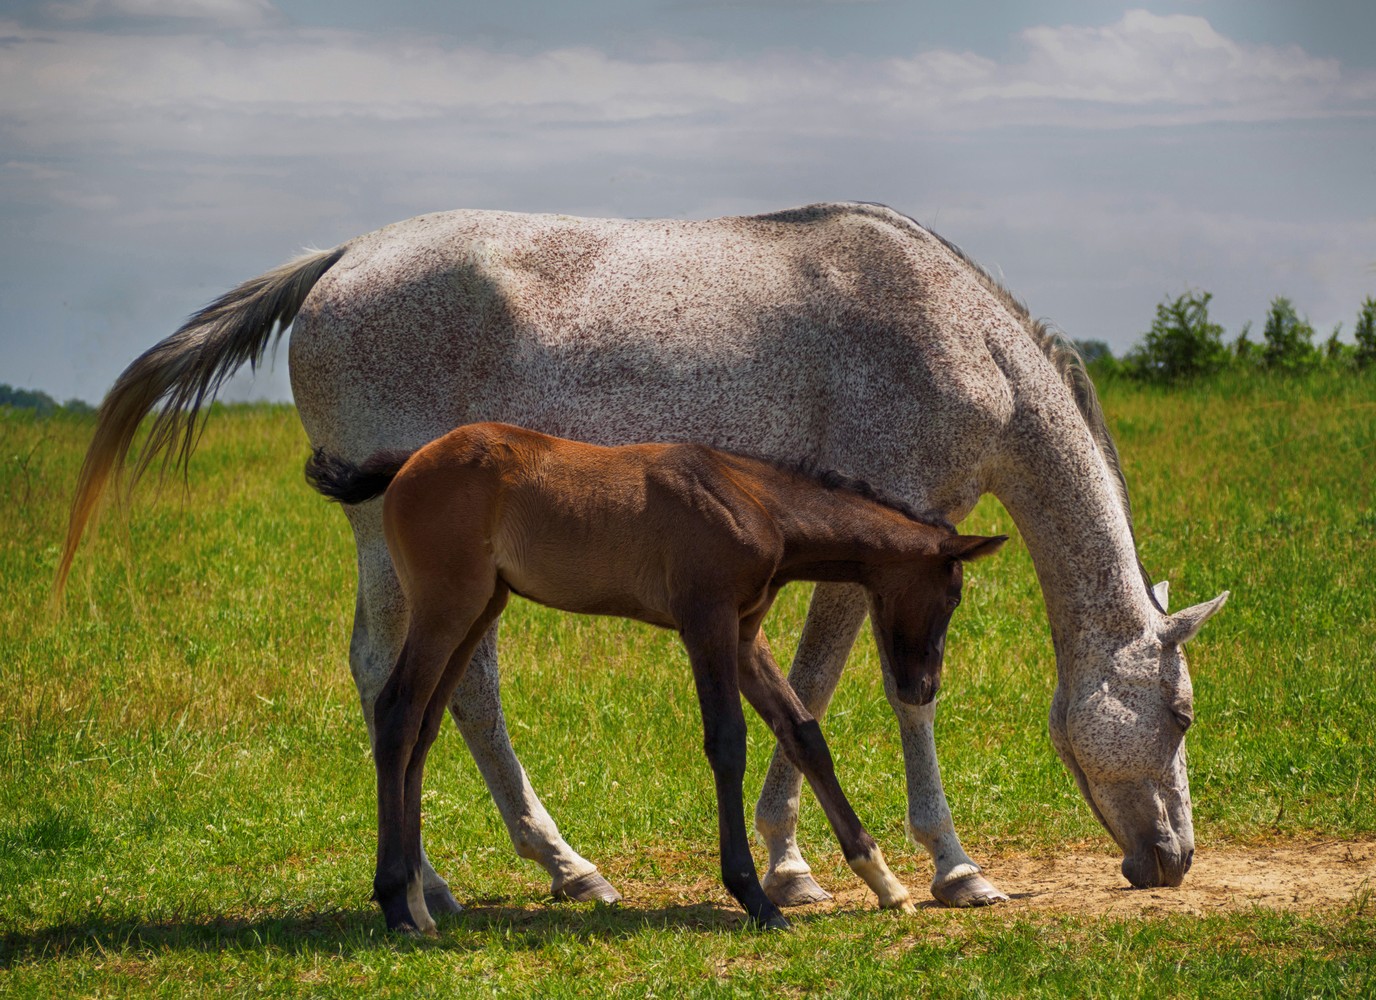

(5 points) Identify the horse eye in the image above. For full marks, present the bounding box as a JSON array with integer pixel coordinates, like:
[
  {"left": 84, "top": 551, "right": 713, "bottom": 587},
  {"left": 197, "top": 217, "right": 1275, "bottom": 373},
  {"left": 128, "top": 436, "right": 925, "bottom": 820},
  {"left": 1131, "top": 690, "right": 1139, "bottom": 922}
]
[{"left": 1171, "top": 709, "right": 1193, "bottom": 732}]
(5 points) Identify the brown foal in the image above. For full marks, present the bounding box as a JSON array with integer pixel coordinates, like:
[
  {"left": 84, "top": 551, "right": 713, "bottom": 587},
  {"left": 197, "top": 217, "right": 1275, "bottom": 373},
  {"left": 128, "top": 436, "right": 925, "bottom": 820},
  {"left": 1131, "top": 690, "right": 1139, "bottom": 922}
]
[{"left": 307, "top": 422, "right": 1005, "bottom": 933}]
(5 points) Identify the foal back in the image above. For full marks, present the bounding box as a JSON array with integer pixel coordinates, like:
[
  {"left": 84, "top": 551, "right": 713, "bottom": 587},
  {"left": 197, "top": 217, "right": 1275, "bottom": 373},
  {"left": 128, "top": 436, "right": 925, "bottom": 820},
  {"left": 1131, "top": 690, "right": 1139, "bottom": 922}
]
[{"left": 383, "top": 424, "right": 784, "bottom": 631}]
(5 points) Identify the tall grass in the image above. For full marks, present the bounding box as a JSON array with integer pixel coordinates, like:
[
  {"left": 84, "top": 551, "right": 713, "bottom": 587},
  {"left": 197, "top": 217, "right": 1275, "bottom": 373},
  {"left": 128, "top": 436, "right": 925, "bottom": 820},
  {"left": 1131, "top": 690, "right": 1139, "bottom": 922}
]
[{"left": 1, "top": 373, "right": 1373, "bottom": 995}]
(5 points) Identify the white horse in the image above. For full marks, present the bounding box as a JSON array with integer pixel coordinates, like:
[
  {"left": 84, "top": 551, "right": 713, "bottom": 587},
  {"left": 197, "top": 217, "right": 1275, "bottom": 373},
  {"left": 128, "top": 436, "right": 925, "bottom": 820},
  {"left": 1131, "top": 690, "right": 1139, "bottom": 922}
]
[{"left": 59, "top": 202, "right": 1227, "bottom": 912}]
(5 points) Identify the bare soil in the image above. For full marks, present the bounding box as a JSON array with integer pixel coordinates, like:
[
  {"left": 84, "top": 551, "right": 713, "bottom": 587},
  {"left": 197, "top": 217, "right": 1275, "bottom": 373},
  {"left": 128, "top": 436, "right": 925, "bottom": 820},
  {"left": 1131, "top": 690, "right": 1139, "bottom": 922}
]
[{"left": 816, "top": 840, "right": 1376, "bottom": 917}]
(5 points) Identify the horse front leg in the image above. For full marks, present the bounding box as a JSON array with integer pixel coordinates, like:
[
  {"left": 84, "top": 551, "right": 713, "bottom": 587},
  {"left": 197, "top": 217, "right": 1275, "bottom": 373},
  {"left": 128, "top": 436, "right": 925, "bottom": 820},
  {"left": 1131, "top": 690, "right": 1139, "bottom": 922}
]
[
  {"left": 448, "top": 623, "right": 621, "bottom": 904},
  {"left": 757, "top": 582, "right": 1007, "bottom": 908},
  {"left": 878, "top": 652, "right": 1009, "bottom": 908}
]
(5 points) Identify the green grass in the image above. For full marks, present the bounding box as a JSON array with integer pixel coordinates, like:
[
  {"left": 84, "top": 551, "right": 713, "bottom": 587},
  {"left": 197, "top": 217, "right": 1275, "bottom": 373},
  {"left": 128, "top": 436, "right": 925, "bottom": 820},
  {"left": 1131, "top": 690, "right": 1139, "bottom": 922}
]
[{"left": 1, "top": 373, "right": 1374, "bottom": 996}]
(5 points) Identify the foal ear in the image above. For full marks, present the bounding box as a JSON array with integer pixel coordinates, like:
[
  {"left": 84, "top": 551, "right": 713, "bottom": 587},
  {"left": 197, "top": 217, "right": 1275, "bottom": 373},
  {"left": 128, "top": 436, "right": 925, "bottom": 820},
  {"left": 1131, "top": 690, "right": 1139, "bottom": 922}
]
[
  {"left": 1160, "top": 591, "right": 1229, "bottom": 646},
  {"left": 938, "top": 534, "right": 1009, "bottom": 563}
]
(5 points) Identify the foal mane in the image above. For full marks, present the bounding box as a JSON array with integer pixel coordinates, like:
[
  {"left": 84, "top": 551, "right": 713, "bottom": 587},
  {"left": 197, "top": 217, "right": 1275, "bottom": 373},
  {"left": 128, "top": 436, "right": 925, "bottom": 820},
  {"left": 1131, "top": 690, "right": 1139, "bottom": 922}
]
[{"left": 721, "top": 449, "right": 953, "bottom": 534}]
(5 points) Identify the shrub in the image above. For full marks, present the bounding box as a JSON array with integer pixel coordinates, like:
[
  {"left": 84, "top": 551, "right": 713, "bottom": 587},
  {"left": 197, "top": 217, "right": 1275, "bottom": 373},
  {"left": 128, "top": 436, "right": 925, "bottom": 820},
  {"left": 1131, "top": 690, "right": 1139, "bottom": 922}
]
[
  {"left": 1124, "top": 291, "right": 1231, "bottom": 382},
  {"left": 1261, "top": 297, "right": 1318, "bottom": 372},
  {"left": 1355, "top": 296, "right": 1376, "bottom": 369}
]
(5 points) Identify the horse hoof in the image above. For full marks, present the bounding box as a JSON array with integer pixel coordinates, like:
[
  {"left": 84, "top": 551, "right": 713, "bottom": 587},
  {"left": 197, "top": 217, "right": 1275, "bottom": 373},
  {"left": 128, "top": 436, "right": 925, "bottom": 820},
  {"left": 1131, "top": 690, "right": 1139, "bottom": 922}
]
[
  {"left": 756, "top": 911, "right": 792, "bottom": 931},
  {"left": 762, "top": 872, "right": 832, "bottom": 908},
  {"left": 933, "top": 871, "right": 1009, "bottom": 908},
  {"left": 553, "top": 871, "right": 623, "bottom": 904},
  {"left": 424, "top": 885, "right": 464, "bottom": 915}
]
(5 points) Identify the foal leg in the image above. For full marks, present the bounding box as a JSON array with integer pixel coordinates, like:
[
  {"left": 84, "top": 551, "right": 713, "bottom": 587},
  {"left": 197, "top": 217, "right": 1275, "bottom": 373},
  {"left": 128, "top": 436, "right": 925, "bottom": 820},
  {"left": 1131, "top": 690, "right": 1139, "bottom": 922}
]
[
  {"left": 448, "top": 624, "right": 621, "bottom": 904},
  {"left": 346, "top": 523, "right": 463, "bottom": 915},
  {"left": 398, "top": 589, "right": 512, "bottom": 924},
  {"left": 755, "top": 582, "right": 867, "bottom": 905},
  {"left": 680, "top": 609, "right": 788, "bottom": 931},
  {"left": 374, "top": 575, "right": 503, "bottom": 934},
  {"left": 739, "top": 633, "right": 913, "bottom": 913},
  {"left": 348, "top": 506, "right": 610, "bottom": 912}
]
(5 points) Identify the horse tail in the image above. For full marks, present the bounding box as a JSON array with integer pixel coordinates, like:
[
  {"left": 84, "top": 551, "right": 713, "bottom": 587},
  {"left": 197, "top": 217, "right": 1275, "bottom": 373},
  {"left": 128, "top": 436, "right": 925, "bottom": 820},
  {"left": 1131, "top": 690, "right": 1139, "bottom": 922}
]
[
  {"left": 54, "top": 245, "right": 348, "bottom": 598},
  {"left": 304, "top": 449, "right": 413, "bottom": 506}
]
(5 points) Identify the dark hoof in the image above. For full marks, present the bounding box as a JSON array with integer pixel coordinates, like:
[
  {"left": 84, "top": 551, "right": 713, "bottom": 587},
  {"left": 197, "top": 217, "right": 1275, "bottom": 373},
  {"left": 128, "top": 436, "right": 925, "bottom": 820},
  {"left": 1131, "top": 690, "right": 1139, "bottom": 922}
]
[
  {"left": 762, "top": 871, "right": 832, "bottom": 908},
  {"left": 754, "top": 910, "right": 792, "bottom": 931},
  {"left": 553, "top": 871, "right": 623, "bottom": 904},
  {"left": 378, "top": 896, "right": 437, "bottom": 936},
  {"left": 424, "top": 884, "right": 464, "bottom": 915},
  {"left": 933, "top": 871, "right": 1009, "bottom": 908}
]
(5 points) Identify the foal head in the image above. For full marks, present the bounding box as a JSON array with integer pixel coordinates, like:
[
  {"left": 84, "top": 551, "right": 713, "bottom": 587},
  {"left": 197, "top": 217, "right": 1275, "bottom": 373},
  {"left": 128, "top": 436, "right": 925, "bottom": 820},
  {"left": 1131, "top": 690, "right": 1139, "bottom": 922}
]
[{"left": 864, "top": 533, "right": 1008, "bottom": 706}]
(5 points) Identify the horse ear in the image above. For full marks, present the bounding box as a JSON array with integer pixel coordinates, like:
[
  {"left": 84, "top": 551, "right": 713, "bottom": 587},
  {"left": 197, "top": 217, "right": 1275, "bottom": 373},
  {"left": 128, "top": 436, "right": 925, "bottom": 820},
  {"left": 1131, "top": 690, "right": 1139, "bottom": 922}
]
[
  {"left": 1160, "top": 591, "right": 1229, "bottom": 646},
  {"left": 1153, "top": 580, "right": 1170, "bottom": 611},
  {"left": 939, "top": 534, "right": 1009, "bottom": 563}
]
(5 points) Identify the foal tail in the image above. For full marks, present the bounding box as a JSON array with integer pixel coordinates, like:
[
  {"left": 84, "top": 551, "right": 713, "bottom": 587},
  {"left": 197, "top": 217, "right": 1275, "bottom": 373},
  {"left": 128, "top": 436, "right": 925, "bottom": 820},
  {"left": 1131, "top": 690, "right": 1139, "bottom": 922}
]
[
  {"left": 54, "top": 245, "right": 348, "bottom": 598},
  {"left": 304, "top": 449, "right": 414, "bottom": 506}
]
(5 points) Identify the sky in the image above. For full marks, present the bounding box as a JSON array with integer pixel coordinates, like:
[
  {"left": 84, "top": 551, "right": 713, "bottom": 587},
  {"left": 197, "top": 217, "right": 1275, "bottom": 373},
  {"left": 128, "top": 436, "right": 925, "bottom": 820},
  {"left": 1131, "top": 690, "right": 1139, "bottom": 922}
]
[{"left": 2, "top": 0, "right": 1373, "bottom": 404}]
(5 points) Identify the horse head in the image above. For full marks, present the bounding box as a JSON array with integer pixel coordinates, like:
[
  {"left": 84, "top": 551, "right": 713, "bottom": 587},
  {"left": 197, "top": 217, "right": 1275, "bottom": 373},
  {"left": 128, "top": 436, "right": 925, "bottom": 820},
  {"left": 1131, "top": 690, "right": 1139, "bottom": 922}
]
[{"left": 1049, "top": 582, "right": 1228, "bottom": 889}]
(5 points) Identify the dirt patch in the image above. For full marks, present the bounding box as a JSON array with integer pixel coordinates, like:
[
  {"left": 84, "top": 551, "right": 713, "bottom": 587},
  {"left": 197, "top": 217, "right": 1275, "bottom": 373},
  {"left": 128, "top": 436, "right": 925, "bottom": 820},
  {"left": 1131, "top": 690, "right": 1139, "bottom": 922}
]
[{"left": 809, "top": 840, "right": 1376, "bottom": 918}]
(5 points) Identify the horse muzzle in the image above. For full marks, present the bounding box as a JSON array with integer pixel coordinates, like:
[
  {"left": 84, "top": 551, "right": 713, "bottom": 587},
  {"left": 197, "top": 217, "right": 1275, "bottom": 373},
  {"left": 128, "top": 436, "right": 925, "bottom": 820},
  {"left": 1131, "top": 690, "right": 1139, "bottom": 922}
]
[
  {"left": 1121, "top": 843, "right": 1194, "bottom": 889},
  {"left": 893, "top": 672, "right": 941, "bottom": 706}
]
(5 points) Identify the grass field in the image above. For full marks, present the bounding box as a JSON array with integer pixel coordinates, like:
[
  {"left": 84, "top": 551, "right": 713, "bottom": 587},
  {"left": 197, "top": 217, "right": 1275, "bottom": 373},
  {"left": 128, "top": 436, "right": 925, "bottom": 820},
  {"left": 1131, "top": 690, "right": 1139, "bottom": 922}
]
[{"left": 2, "top": 372, "right": 1374, "bottom": 997}]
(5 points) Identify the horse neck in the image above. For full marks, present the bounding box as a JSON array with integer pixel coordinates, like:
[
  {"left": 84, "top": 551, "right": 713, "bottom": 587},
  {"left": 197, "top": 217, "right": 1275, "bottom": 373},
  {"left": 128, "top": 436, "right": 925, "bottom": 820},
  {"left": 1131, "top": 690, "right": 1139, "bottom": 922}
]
[{"left": 989, "top": 401, "right": 1157, "bottom": 677}]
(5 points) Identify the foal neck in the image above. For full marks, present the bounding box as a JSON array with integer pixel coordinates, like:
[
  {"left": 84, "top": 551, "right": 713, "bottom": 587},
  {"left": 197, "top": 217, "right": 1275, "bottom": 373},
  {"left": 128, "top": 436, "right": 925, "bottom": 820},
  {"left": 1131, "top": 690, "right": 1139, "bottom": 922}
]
[{"left": 736, "top": 460, "right": 945, "bottom": 582}]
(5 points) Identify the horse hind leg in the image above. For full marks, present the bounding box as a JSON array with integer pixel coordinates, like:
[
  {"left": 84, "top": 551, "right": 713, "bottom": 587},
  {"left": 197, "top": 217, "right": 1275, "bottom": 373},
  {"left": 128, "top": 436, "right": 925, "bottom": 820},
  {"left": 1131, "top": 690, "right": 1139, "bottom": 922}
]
[
  {"left": 754, "top": 582, "right": 868, "bottom": 907},
  {"left": 448, "top": 621, "right": 622, "bottom": 905}
]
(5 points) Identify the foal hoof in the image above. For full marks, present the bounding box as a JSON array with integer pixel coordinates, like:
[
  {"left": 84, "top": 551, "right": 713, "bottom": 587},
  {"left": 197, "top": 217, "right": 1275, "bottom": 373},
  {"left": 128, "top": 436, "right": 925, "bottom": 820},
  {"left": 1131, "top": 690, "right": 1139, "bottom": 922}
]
[
  {"left": 754, "top": 910, "right": 792, "bottom": 932},
  {"left": 933, "top": 871, "right": 1009, "bottom": 908},
  {"left": 762, "top": 871, "right": 832, "bottom": 908},
  {"left": 424, "top": 884, "right": 464, "bottom": 916},
  {"left": 553, "top": 871, "right": 623, "bottom": 905}
]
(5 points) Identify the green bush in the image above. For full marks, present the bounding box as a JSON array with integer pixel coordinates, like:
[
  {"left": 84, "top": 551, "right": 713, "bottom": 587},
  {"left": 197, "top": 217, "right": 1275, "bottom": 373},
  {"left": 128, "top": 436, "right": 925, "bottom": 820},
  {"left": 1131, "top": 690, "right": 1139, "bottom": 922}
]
[
  {"left": 1355, "top": 295, "right": 1376, "bottom": 368},
  {"left": 1124, "top": 291, "right": 1231, "bottom": 382},
  {"left": 1261, "top": 296, "right": 1319, "bottom": 371}
]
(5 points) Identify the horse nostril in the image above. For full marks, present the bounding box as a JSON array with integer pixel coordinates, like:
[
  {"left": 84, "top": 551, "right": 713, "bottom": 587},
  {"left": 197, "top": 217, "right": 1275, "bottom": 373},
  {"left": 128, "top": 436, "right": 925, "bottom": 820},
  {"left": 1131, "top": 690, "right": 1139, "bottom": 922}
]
[{"left": 1184, "top": 849, "right": 1194, "bottom": 873}]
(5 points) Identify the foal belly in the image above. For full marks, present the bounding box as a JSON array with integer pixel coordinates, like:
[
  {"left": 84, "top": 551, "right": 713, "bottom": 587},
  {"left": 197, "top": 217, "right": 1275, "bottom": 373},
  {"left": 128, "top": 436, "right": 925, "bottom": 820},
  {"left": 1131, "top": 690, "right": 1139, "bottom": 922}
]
[{"left": 497, "top": 547, "right": 676, "bottom": 630}]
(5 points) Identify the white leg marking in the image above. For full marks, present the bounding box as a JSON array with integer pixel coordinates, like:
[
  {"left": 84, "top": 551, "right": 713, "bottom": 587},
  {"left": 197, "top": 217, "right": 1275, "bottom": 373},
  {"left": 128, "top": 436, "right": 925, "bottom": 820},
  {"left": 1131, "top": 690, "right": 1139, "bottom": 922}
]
[{"left": 850, "top": 848, "right": 915, "bottom": 912}]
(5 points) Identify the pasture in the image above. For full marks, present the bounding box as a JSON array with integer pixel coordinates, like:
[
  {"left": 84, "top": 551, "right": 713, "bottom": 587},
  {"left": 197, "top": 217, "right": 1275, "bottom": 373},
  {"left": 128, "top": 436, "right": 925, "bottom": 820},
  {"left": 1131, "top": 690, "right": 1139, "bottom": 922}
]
[{"left": 2, "top": 372, "right": 1374, "bottom": 996}]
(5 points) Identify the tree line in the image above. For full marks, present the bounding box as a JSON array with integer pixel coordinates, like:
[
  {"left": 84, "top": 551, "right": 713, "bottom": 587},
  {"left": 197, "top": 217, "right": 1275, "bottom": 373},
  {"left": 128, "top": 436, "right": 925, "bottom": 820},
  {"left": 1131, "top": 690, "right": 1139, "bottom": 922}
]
[
  {"left": 0, "top": 384, "right": 93, "bottom": 416},
  {"left": 1077, "top": 293, "right": 1376, "bottom": 382}
]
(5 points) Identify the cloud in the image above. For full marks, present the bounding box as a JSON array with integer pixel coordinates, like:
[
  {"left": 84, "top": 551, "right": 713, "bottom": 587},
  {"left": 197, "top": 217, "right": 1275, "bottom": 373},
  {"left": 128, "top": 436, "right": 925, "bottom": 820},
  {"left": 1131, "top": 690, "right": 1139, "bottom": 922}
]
[
  {"left": 1, "top": 8, "right": 1371, "bottom": 168},
  {"left": 43, "top": 0, "right": 279, "bottom": 27}
]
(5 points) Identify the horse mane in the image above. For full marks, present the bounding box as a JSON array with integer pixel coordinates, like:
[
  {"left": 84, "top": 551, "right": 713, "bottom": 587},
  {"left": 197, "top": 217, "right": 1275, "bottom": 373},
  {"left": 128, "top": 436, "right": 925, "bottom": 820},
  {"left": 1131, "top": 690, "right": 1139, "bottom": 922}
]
[{"left": 838, "top": 203, "right": 1162, "bottom": 610}]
